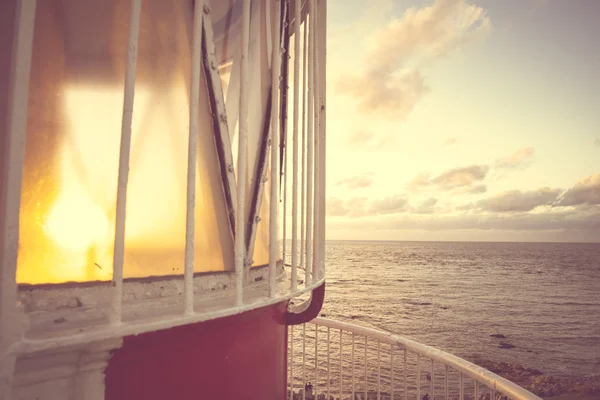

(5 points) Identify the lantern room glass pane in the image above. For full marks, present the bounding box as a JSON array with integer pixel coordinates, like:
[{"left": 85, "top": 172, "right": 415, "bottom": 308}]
[
  {"left": 16, "top": 0, "right": 234, "bottom": 285},
  {"left": 209, "top": 0, "right": 274, "bottom": 267}
]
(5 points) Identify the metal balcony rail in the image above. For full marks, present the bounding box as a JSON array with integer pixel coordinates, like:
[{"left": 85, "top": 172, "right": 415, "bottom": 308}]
[{"left": 288, "top": 318, "right": 543, "bottom": 400}]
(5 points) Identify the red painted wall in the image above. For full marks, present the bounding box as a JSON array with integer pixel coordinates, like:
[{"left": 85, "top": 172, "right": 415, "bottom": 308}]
[{"left": 105, "top": 302, "right": 289, "bottom": 400}]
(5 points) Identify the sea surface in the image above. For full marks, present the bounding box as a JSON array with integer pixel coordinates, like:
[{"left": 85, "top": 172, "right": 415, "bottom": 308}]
[{"left": 312, "top": 240, "right": 600, "bottom": 379}]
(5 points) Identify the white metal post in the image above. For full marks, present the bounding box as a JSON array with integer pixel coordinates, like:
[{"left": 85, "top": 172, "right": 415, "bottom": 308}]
[
  {"left": 110, "top": 0, "right": 142, "bottom": 325},
  {"left": 269, "top": 0, "right": 282, "bottom": 298},
  {"left": 184, "top": 0, "right": 204, "bottom": 315}
]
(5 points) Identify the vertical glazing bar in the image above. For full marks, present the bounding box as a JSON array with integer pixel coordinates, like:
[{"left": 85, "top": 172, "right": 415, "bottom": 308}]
[
  {"left": 445, "top": 365, "right": 449, "bottom": 400},
  {"left": 310, "top": 0, "right": 319, "bottom": 281},
  {"left": 316, "top": 0, "right": 327, "bottom": 281},
  {"left": 290, "top": 0, "right": 301, "bottom": 291},
  {"left": 0, "top": 1, "right": 37, "bottom": 397},
  {"left": 235, "top": 0, "right": 251, "bottom": 306},
  {"left": 459, "top": 372, "right": 464, "bottom": 400},
  {"left": 351, "top": 332, "right": 355, "bottom": 399},
  {"left": 305, "top": 0, "right": 315, "bottom": 284},
  {"left": 327, "top": 327, "right": 331, "bottom": 399},
  {"left": 391, "top": 344, "right": 395, "bottom": 400},
  {"left": 431, "top": 359, "right": 435, "bottom": 400},
  {"left": 417, "top": 353, "right": 421, "bottom": 400},
  {"left": 403, "top": 349, "right": 407, "bottom": 400},
  {"left": 303, "top": 324, "right": 306, "bottom": 400},
  {"left": 269, "top": 0, "right": 282, "bottom": 298},
  {"left": 300, "top": 16, "right": 308, "bottom": 275},
  {"left": 339, "top": 329, "right": 343, "bottom": 399},
  {"left": 110, "top": 0, "right": 142, "bottom": 325},
  {"left": 289, "top": 325, "right": 294, "bottom": 399},
  {"left": 314, "top": 325, "right": 318, "bottom": 397},
  {"left": 364, "top": 336, "right": 367, "bottom": 400},
  {"left": 183, "top": 0, "right": 203, "bottom": 315},
  {"left": 377, "top": 340, "right": 381, "bottom": 400}
]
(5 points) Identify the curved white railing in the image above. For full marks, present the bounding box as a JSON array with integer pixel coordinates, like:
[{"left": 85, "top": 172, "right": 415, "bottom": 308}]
[{"left": 288, "top": 318, "right": 542, "bottom": 400}]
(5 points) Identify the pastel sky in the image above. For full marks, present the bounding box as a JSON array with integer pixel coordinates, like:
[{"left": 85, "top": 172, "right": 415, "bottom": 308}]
[{"left": 324, "top": 0, "right": 600, "bottom": 242}]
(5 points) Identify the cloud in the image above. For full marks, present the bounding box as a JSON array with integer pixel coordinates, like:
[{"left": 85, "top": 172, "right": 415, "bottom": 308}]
[
  {"left": 336, "top": 173, "right": 375, "bottom": 189},
  {"left": 494, "top": 147, "right": 535, "bottom": 170},
  {"left": 476, "top": 188, "right": 562, "bottom": 213},
  {"left": 345, "top": 131, "right": 395, "bottom": 150},
  {"left": 409, "top": 165, "right": 489, "bottom": 194},
  {"left": 337, "top": 0, "right": 492, "bottom": 118},
  {"left": 412, "top": 197, "right": 438, "bottom": 214},
  {"left": 368, "top": 195, "right": 411, "bottom": 215},
  {"left": 328, "top": 208, "right": 600, "bottom": 233},
  {"left": 327, "top": 194, "right": 410, "bottom": 217},
  {"left": 443, "top": 137, "right": 457, "bottom": 146},
  {"left": 555, "top": 174, "right": 600, "bottom": 207},
  {"left": 595, "top": 138, "right": 600, "bottom": 148}
]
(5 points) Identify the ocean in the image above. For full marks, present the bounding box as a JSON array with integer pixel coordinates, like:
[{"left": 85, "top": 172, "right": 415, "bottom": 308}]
[{"left": 315, "top": 240, "right": 600, "bottom": 379}]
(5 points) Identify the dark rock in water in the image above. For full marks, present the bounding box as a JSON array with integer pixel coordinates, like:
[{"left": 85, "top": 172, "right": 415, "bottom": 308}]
[
  {"left": 350, "top": 315, "right": 360, "bottom": 319},
  {"left": 320, "top": 313, "right": 327, "bottom": 317},
  {"left": 489, "top": 333, "right": 506, "bottom": 339},
  {"left": 498, "top": 342, "right": 516, "bottom": 349}
]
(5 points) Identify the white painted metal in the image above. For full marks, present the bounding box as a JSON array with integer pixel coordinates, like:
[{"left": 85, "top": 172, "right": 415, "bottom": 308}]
[
  {"left": 304, "top": 0, "right": 314, "bottom": 285},
  {"left": 300, "top": 16, "right": 308, "bottom": 277},
  {"left": 314, "top": 324, "right": 318, "bottom": 397},
  {"left": 391, "top": 344, "right": 394, "bottom": 400},
  {"left": 184, "top": 0, "right": 204, "bottom": 316},
  {"left": 269, "top": 0, "right": 282, "bottom": 298},
  {"left": 289, "top": 318, "right": 543, "bottom": 400},
  {"left": 0, "top": 2, "right": 37, "bottom": 398},
  {"left": 316, "top": 0, "right": 327, "bottom": 282},
  {"left": 235, "top": 0, "right": 251, "bottom": 307},
  {"left": 290, "top": 0, "right": 301, "bottom": 291},
  {"left": 110, "top": 0, "right": 142, "bottom": 326}
]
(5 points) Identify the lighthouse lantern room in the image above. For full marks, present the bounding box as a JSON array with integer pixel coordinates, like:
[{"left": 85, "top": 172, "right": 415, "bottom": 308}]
[{"left": 0, "top": 0, "right": 326, "bottom": 398}]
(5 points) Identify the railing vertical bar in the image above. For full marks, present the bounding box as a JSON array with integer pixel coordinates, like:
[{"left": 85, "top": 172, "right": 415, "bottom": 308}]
[
  {"left": 110, "top": 0, "right": 142, "bottom": 325},
  {"left": 269, "top": 0, "right": 282, "bottom": 298},
  {"left": 340, "top": 329, "right": 343, "bottom": 400},
  {"left": 0, "top": 1, "right": 37, "bottom": 397},
  {"left": 183, "top": 0, "right": 204, "bottom": 316},
  {"left": 300, "top": 14, "right": 308, "bottom": 274},
  {"left": 364, "top": 336, "right": 368, "bottom": 400},
  {"left": 290, "top": 325, "right": 294, "bottom": 396},
  {"left": 305, "top": 0, "right": 315, "bottom": 285},
  {"left": 460, "top": 371, "right": 464, "bottom": 400},
  {"left": 391, "top": 344, "right": 395, "bottom": 400},
  {"left": 492, "top": 388, "right": 497, "bottom": 400},
  {"left": 351, "top": 332, "right": 355, "bottom": 398},
  {"left": 403, "top": 349, "right": 407, "bottom": 400},
  {"left": 327, "top": 327, "right": 331, "bottom": 399},
  {"left": 316, "top": 0, "right": 326, "bottom": 282},
  {"left": 314, "top": 325, "right": 318, "bottom": 397},
  {"left": 417, "top": 353, "right": 421, "bottom": 400},
  {"left": 281, "top": 0, "right": 289, "bottom": 269},
  {"left": 431, "top": 359, "right": 435, "bottom": 400},
  {"left": 475, "top": 379, "right": 478, "bottom": 400},
  {"left": 290, "top": 0, "right": 302, "bottom": 291},
  {"left": 303, "top": 324, "right": 306, "bottom": 400},
  {"left": 377, "top": 339, "right": 381, "bottom": 400},
  {"left": 445, "top": 365, "right": 449, "bottom": 400}
]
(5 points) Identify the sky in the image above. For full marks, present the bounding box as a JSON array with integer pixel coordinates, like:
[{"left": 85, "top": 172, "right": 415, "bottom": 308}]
[{"left": 324, "top": 0, "right": 600, "bottom": 242}]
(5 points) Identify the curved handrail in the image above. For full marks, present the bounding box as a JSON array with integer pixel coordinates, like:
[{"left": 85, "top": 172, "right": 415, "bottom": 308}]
[{"left": 311, "top": 317, "right": 542, "bottom": 400}]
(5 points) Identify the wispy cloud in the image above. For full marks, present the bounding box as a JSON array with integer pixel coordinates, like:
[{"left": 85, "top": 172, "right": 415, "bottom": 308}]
[
  {"left": 336, "top": 173, "right": 375, "bottom": 189},
  {"left": 595, "top": 138, "right": 600, "bottom": 148},
  {"left": 336, "top": 0, "right": 492, "bottom": 119},
  {"left": 476, "top": 188, "right": 561, "bottom": 213},
  {"left": 555, "top": 173, "right": 600, "bottom": 207},
  {"left": 443, "top": 137, "right": 457, "bottom": 146},
  {"left": 494, "top": 147, "right": 535, "bottom": 171},
  {"left": 409, "top": 164, "right": 490, "bottom": 194}
]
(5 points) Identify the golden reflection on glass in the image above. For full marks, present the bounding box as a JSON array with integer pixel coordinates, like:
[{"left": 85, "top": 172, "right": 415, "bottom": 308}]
[{"left": 16, "top": 0, "right": 235, "bottom": 284}]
